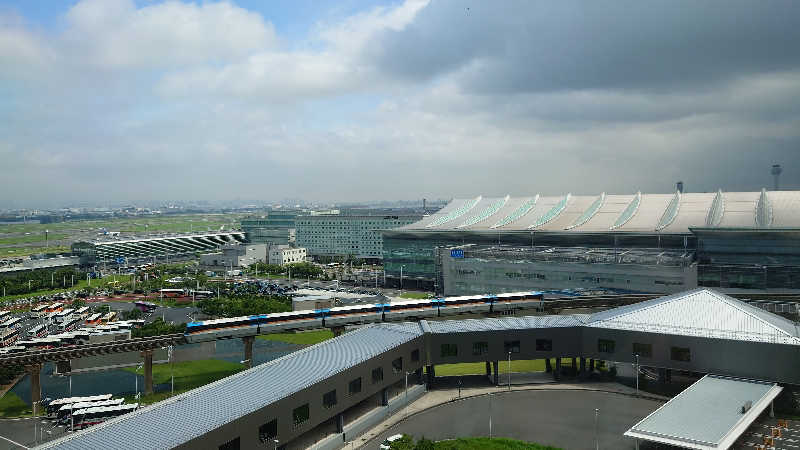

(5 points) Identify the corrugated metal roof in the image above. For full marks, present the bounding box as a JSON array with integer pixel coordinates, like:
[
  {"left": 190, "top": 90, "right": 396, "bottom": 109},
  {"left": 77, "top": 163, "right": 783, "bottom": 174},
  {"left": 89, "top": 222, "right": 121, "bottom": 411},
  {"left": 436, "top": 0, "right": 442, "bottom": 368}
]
[
  {"left": 626, "top": 375, "right": 782, "bottom": 449},
  {"left": 41, "top": 323, "right": 423, "bottom": 450},
  {"left": 427, "top": 314, "right": 588, "bottom": 334},
  {"left": 587, "top": 288, "right": 800, "bottom": 344}
]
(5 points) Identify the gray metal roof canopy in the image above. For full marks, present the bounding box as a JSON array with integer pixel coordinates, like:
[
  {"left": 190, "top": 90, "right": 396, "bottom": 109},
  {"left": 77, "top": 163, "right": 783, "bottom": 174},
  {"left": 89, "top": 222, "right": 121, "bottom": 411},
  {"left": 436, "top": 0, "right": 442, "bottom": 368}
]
[{"left": 625, "top": 374, "right": 783, "bottom": 449}]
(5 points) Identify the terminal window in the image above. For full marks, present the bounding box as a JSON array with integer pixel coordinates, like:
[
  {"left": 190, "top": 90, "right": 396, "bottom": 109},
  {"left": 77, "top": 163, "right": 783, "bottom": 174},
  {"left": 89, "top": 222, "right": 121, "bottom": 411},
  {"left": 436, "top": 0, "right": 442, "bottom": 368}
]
[
  {"left": 598, "top": 339, "right": 616, "bottom": 353},
  {"left": 411, "top": 349, "right": 420, "bottom": 362},
  {"left": 293, "top": 403, "right": 310, "bottom": 427},
  {"left": 323, "top": 389, "right": 337, "bottom": 409},
  {"left": 349, "top": 377, "right": 362, "bottom": 395},
  {"left": 504, "top": 340, "right": 521, "bottom": 353},
  {"left": 258, "top": 419, "right": 277, "bottom": 442},
  {"left": 671, "top": 346, "right": 691, "bottom": 362},
  {"left": 392, "top": 357, "right": 403, "bottom": 374},
  {"left": 633, "top": 343, "right": 653, "bottom": 358},
  {"left": 535, "top": 339, "right": 552, "bottom": 351},
  {"left": 441, "top": 344, "right": 458, "bottom": 357},
  {"left": 472, "top": 341, "right": 489, "bottom": 355},
  {"left": 219, "top": 437, "right": 240, "bottom": 450},
  {"left": 372, "top": 367, "right": 384, "bottom": 383}
]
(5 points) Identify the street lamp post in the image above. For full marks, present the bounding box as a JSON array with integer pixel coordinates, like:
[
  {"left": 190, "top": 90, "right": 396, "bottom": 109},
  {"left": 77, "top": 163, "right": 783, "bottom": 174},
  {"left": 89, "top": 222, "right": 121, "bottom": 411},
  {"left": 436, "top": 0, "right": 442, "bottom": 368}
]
[
  {"left": 594, "top": 408, "right": 599, "bottom": 450},
  {"left": 488, "top": 393, "right": 493, "bottom": 438},
  {"left": 400, "top": 265, "right": 405, "bottom": 292},
  {"left": 508, "top": 351, "right": 512, "bottom": 390},
  {"left": 273, "top": 439, "right": 279, "bottom": 450},
  {"left": 635, "top": 354, "right": 639, "bottom": 397}
]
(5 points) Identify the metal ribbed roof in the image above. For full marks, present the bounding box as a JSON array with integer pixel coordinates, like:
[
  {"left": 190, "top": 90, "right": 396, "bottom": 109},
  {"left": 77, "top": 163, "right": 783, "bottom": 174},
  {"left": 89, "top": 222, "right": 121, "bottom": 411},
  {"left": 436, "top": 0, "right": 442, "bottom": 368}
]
[
  {"left": 400, "top": 191, "right": 800, "bottom": 233},
  {"left": 41, "top": 323, "right": 423, "bottom": 450},
  {"left": 426, "top": 314, "right": 588, "bottom": 334},
  {"left": 587, "top": 288, "right": 800, "bottom": 344},
  {"left": 626, "top": 375, "right": 783, "bottom": 450}
]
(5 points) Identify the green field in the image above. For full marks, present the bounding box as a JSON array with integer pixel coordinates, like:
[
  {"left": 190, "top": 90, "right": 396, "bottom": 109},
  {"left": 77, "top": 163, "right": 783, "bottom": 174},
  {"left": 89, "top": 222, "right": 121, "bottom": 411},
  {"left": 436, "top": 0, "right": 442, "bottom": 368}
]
[
  {"left": 0, "top": 214, "right": 244, "bottom": 235},
  {"left": 257, "top": 330, "right": 334, "bottom": 345},
  {"left": 0, "top": 246, "right": 71, "bottom": 258},
  {"left": 0, "top": 392, "right": 32, "bottom": 418},
  {"left": 434, "top": 359, "right": 575, "bottom": 376},
  {"left": 392, "top": 436, "right": 560, "bottom": 450},
  {"left": 400, "top": 291, "right": 433, "bottom": 299},
  {"left": 0, "top": 233, "right": 68, "bottom": 246},
  {"left": 122, "top": 359, "right": 245, "bottom": 406}
]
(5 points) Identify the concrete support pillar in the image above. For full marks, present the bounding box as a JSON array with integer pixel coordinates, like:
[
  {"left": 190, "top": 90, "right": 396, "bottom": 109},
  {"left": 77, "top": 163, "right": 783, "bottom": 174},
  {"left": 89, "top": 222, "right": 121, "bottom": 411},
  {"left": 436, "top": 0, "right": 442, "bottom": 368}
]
[
  {"left": 336, "top": 413, "right": 344, "bottom": 433},
  {"left": 580, "top": 358, "right": 586, "bottom": 374},
  {"left": 492, "top": 361, "right": 499, "bottom": 385},
  {"left": 242, "top": 335, "right": 254, "bottom": 369},
  {"left": 331, "top": 326, "right": 345, "bottom": 337},
  {"left": 381, "top": 388, "right": 389, "bottom": 406},
  {"left": 28, "top": 364, "right": 42, "bottom": 416},
  {"left": 55, "top": 360, "right": 71, "bottom": 375},
  {"left": 426, "top": 365, "right": 435, "bottom": 388},
  {"left": 589, "top": 359, "right": 595, "bottom": 371},
  {"left": 665, "top": 369, "right": 672, "bottom": 382},
  {"left": 545, "top": 358, "right": 552, "bottom": 373},
  {"left": 416, "top": 367, "right": 424, "bottom": 385},
  {"left": 658, "top": 368, "right": 667, "bottom": 383},
  {"left": 485, "top": 361, "right": 492, "bottom": 376},
  {"left": 555, "top": 358, "right": 561, "bottom": 381},
  {"left": 143, "top": 350, "right": 154, "bottom": 395},
  {"left": 571, "top": 357, "right": 577, "bottom": 373},
  {"left": 771, "top": 400, "right": 775, "bottom": 418}
]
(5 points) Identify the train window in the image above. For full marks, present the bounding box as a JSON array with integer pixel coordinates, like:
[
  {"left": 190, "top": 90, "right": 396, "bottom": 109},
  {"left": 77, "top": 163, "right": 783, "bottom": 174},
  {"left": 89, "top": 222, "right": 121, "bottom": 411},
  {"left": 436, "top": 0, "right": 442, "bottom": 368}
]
[
  {"left": 535, "top": 339, "right": 552, "bottom": 351},
  {"left": 372, "top": 367, "right": 384, "bottom": 383},
  {"left": 292, "top": 404, "right": 310, "bottom": 427},
  {"left": 441, "top": 344, "right": 458, "bottom": 357},
  {"left": 472, "top": 341, "right": 489, "bottom": 356},
  {"left": 504, "top": 340, "right": 520, "bottom": 354},
  {"left": 671, "top": 346, "right": 691, "bottom": 362},
  {"left": 598, "top": 339, "right": 615, "bottom": 353},
  {"left": 258, "top": 419, "right": 277, "bottom": 442},
  {"left": 349, "top": 377, "right": 362, "bottom": 395},
  {"left": 411, "top": 349, "right": 420, "bottom": 362},
  {"left": 323, "top": 390, "right": 337, "bottom": 409},
  {"left": 219, "top": 437, "right": 240, "bottom": 450},
  {"left": 392, "top": 357, "right": 403, "bottom": 374},
  {"left": 633, "top": 343, "right": 652, "bottom": 358}
]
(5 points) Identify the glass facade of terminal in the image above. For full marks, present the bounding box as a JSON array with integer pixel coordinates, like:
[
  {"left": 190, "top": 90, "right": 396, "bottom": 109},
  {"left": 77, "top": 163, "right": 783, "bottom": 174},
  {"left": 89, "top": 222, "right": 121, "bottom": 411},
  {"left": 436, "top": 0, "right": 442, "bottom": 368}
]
[
  {"left": 296, "top": 215, "right": 420, "bottom": 260},
  {"left": 241, "top": 212, "right": 302, "bottom": 245}
]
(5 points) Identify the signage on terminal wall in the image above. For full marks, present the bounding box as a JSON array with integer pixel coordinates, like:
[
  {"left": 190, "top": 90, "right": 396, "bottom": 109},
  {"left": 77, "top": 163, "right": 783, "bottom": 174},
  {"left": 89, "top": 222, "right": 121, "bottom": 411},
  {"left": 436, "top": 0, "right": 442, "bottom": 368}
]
[{"left": 450, "top": 249, "right": 464, "bottom": 258}]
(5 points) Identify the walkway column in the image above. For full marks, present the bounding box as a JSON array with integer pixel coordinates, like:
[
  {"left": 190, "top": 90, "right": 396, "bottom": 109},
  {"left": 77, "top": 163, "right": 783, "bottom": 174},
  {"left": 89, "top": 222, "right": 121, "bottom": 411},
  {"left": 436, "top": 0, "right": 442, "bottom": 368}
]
[
  {"left": 242, "top": 336, "right": 254, "bottom": 369},
  {"left": 555, "top": 358, "right": 561, "bottom": 381},
  {"left": 580, "top": 358, "right": 586, "bottom": 374},
  {"left": 381, "top": 388, "right": 389, "bottom": 406},
  {"left": 492, "top": 361, "right": 499, "bottom": 385},
  {"left": 545, "top": 358, "right": 552, "bottom": 373},
  {"left": 28, "top": 364, "right": 42, "bottom": 416},
  {"left": 426, "top": 365, "right": 435, "bottom": 388},
  {"left": 589, "top": 359, "right": 595, "bottom": 371},
  {"left": 658, "top": 368, "right": 667, "bottom": 383},
  {"left": 571, "top": 357, "right": 577, "bottom": 373},
  {"left": 485, "top": 361, "right": 492, "bottom": 376},
  {"left": 665, "top": 369, "right": 672, "bottom": 382},
  {"left": 142, "top": 350, "right": 154, "bottom": 395}
]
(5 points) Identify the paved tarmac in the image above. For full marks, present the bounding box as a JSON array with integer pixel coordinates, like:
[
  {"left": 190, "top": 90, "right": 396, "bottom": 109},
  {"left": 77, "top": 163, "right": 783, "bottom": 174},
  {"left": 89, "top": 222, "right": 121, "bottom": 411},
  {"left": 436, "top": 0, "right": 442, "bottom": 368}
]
[
  {"left": 361, "top": 389, "right": 661, "bottom": 450},
  {"left": 0, "top": 416, "right": 69, "bottom": 450}
]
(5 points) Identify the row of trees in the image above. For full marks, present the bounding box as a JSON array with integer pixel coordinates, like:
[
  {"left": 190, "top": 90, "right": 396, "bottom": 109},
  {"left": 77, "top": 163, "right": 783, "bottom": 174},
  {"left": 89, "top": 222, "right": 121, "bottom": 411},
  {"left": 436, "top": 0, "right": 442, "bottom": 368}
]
[
  {"left": 248, "top": 261, "right": 323, "bottom": 279},
  {"left": 0, "top": 267, "right": 85, "bottom": 296},
  {"left": 197, "top": 295, "right": 291, "bottom": 318}
]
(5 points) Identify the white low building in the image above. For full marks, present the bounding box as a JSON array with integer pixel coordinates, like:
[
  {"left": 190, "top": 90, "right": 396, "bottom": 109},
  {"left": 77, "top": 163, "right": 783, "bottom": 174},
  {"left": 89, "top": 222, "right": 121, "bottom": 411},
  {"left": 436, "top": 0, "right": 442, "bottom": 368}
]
[{"left": 268, "top": 245, "right": 306, "bottom": 265}]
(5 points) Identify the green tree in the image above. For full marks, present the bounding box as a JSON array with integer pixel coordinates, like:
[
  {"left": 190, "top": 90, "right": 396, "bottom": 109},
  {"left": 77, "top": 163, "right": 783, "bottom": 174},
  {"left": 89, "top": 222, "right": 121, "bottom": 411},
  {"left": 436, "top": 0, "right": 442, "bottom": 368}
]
[
  {"left": 121, "top": 308, "right": 143, "bottom": 320},
  {"left": 390, "top": 435, "right": 415, "bottom": 450},
  {"left": 132, "top": 318, "right": 186, "bottom": 338},
  {"left": 70, "top": 299, "right": 86, "bottom": 309}
]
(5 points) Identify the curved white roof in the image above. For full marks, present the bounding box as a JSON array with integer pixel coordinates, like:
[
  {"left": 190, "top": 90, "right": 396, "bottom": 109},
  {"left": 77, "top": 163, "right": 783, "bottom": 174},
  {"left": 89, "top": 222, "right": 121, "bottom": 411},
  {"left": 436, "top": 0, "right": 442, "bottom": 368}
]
[{"left": 403, "top": 190, "right": 800, "bottom": 233}]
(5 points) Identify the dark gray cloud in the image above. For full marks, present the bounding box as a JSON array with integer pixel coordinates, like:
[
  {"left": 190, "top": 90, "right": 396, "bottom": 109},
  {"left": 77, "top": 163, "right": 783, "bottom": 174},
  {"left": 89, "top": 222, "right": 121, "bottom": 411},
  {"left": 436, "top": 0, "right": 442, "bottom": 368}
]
[{"left": 369, "top": 0, "right": 800, "bottom": 93}]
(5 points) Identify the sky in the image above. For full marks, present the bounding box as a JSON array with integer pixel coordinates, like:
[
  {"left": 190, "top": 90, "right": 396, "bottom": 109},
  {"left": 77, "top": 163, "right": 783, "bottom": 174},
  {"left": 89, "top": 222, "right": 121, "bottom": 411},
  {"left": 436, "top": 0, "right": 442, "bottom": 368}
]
[{"left": 1, "top": 0, "right": 799, "bottom": 208}]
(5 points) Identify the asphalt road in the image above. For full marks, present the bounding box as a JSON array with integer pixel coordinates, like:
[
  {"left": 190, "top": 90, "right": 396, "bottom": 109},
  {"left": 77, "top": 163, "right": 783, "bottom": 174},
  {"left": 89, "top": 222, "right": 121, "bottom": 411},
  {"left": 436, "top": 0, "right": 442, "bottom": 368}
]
[
  {"left": 0, "top": 416, "right": 70, "bottom": 450},
  {"left": 362, "top": 390, "right": 661, "bottom": 450}
]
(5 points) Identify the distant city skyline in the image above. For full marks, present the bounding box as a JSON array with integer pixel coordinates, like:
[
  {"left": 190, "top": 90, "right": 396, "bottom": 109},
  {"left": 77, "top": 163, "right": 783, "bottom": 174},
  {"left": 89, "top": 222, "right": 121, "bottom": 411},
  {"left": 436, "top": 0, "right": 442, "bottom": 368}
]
[{"left": 1, "top": 0, "right": 799, "bottom": 208}]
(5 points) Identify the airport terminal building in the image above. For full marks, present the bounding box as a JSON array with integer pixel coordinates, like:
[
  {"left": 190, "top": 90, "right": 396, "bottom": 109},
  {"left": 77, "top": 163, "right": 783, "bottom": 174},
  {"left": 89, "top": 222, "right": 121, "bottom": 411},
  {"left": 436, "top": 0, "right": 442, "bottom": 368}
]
[
  {"left": 296, "top": 215, "right": 421, "bottom": 261},
  {"left": 383, "top": 189, "right": 800, "bottom": 294}
]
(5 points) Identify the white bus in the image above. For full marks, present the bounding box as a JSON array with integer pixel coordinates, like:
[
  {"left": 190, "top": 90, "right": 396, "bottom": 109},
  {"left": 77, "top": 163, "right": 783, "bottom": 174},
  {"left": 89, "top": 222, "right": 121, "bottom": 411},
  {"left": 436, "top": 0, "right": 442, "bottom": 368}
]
[
  {"left": 0, "top": 317, "right": 22, "bottom": 330},
  {"left": 0, "top": 329, "right": 20, "bottom": 347},
  {"left": 53, "top": 308, "right": 75, "bottom": 324},
  {"left": 27, "top": 324, "right": 47, "bottom": 338},
  {"left": 70, "top": 403, "right": 138, "bottom": 430},
  {"left": 74, "top": 306, "right": 91, "bottom": 317},
  {"left": 46, "top": 394, "right": 113, "bottom": 415},
  {"left": 31, "top": 304, "right": 49, "bottom": 318},
  {"left": 0, "top": 311, "right": 10, "bottom": 321}
]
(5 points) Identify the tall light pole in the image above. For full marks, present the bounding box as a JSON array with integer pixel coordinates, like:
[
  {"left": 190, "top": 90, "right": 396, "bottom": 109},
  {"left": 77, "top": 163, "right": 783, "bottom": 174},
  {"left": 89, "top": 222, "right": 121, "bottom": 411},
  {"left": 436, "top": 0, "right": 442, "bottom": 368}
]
[
  {"left": 488, "top": 393, "right": 493, "bottom": 438},
  {"left": 400, "top": 265, "right": 405, "bottom": 292},
  {"left": 634, "top": 354, "right": 639, "bottom": 397},
  {"left": 507, "top": 351, "right": 512, "bottom": 391},
  {"left": 594, "top": 408, "right": 600, "bottom": 450}
]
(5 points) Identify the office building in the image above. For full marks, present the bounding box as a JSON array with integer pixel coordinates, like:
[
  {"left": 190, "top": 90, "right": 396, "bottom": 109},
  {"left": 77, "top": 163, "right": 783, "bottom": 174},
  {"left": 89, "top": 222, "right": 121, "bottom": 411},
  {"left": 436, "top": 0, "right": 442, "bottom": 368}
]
[{"left": 295, "top": 215, "right": 421, "bottom": 261}]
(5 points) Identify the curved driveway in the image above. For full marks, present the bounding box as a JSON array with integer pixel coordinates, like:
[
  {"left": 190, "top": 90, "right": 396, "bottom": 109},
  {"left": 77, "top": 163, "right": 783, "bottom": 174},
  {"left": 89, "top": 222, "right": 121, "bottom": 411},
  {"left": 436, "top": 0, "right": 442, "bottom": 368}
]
[{"left": 361, "top": 390, "right": 661, "bottom": 450}]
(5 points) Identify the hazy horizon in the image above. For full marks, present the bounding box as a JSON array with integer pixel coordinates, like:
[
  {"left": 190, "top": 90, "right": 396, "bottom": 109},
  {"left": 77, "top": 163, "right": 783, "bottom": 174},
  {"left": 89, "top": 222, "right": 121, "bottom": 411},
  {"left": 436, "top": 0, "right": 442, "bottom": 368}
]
[{"left": 2, "top": 0, "right": 799, "bottom": 209}]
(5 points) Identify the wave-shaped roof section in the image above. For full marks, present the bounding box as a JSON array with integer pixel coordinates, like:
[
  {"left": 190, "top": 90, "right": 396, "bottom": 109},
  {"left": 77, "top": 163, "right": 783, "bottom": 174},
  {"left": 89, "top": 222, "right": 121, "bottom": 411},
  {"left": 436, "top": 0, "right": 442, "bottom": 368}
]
[
  {"left": 659, "top": 192, "right": 716, "bottom": 233},
  {"left": 755, "top": 189, "right": 773, "bottom": 228},
  {"left": 404, "top": 198, "right": 475, "bottom": 229},
  {"left": 491, "top": 196, "right": 539, "bottom": 229},
  {"left": 506, "top": 195, "right": 566, "bottom": 229},
  {"left": 614, "top": 193, "right": 673, "bottom": 232},
  {"left": 566, "top": 193, "right": 605, "bottom": 230},
  {"left": 456, "top": 196, "right": 509, "bottom": 228},
  {"left": 461, "top": 196, "right": 532, "bottom": 230},
  {"left": 535, "top": 195, "right": 599, "bottom": 231},
  {"left": 714, "top": 191, "right": 759, "bottom": 227},
  {"left": 611, "top": 192, "right": 642, "bottom": 230},
  {"left": 570, "top": 194, "right": 635, "bottom": 232},
  {"left": 424, "top": 196, "right": 487, "bottom": 229},
  {"left": 767, "top": 191, "right": 800, "bottom": 227},
  {"left": 423, "top": 197, "right": 481, "bottom": 228},
  {"left": 525, "top": 194, "right": 572, "bottom": 229}
]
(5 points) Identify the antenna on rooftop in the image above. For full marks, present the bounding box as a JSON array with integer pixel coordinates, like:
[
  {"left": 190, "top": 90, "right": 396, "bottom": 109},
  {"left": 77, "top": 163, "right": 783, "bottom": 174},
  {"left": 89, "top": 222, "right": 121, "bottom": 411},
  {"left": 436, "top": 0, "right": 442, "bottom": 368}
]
[{"left": 771, "top": 164, "right": 782, "bottom": 191}]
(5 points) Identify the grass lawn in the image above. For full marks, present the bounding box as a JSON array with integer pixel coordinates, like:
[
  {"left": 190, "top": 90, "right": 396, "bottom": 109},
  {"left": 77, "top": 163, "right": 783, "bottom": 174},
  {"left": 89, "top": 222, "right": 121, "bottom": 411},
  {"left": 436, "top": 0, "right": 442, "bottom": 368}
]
[
  {"left": 0, "top": 214, "right": 245, "bottom": 235},
  {"left": 122, "top": 359, "right": 245, "bottom": 406},
  {"left": 257, "top": 330, "right": 334, "bottom": 345},
  {"left": 399, "top": 291, "right": 433, "bottom": 299},
  {"left": 0, "top": 233, "right": 69, "bottom": 245},
  {"left": 0, "top": 392, "right": 32, "bottom": 418},
  {"left": 0, "top": 246, "right": 71, "bottom": 258},
  {"left": 434, "top": 358, "right": 575, "bottom": 376},
  {"left": 430, "top": 437, "right": 560, "bottom": 450}
]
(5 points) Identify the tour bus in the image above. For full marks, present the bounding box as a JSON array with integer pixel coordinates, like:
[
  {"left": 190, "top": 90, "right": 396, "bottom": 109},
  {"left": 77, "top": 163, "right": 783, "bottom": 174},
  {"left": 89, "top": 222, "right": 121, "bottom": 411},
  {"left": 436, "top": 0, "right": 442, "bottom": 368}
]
[
  {"left": 45, "top": 394, "right": 113, "bottom": 416},
  {"left": 0, "top": 311, "right": 10, "bottom": 322},
  {"left": 85, "top": 313, "right": 103, "bottom": 325},
  {"left": 70, "top": 403, "right": 138, "bottom": 429},
  {"left": 191, "top": 290, "right": 213, "bottom": 299},
  {"left": 59, "top": 318, "right": 81, "bottom": 332},
  {"left": 158, "top": 289, "right": 185, "bottom": 298},
  {"left": 56, "top": 398, "right": 124, "bottom": 423},
  {"left": 74, "top": 306, "right": 91, "bottom": 317},
  {"left": 27, "top": 324, "right": 47, "bottom": 338},
  {"left": 31, "top": 304, "right": 49, "bottom": 318},
  {"left": 53, "top": 308, "right": 75, "bottom": 324},
  {"left": 100, "top": 312, "right": 117, "bottom": 323},
  {"left": 45, "top": 303, "right": 64, "bottom": 313},
  {"left": 134, "top": 301, "right": 157, "bottom": 313},
  {"left": 0, "top": 317, "right": 22, "bottom": 330},
  {"left": 0, "top": 329, "right": 20, "bottom": 347}
]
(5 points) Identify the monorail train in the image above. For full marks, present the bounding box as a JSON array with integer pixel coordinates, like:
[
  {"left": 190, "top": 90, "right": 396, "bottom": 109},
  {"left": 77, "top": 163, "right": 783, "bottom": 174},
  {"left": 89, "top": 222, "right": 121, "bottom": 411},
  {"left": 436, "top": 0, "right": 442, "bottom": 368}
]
[{"left": 185, "top": 291, "right": 543, "bottom": 343}]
